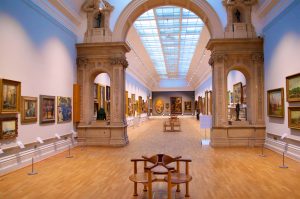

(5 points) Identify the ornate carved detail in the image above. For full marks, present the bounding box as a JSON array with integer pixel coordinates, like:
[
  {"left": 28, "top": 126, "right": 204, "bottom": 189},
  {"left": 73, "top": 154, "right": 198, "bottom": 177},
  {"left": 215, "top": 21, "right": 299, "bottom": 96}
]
[
  {"left": 77, "top": 57, "right": 89, "bottom": 66},
  {"left": 251, "top": 53, "right": 264, "bottom": 63},
  {"left": 209, "top": 54, "right": 228, "bottom": 66},
  {"left": 110, "top": 57, "right": 128, "bottom": 68}
]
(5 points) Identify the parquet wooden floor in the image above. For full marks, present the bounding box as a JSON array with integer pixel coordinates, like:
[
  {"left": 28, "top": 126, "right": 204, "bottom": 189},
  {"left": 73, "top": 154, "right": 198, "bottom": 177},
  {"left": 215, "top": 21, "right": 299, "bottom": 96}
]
[{"left": 0, "top": 118, "right": 300, "bottom": 199}]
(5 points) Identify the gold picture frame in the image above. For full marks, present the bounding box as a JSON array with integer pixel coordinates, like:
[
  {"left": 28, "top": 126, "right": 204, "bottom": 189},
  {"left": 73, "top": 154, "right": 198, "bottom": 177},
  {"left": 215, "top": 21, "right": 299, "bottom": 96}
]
[
  {"left": 286, "top": 73, "right": 300, "bottom": 102},
  {"left": 21, "top": 96, "right": 38, "bottom": 124},
  {"left": 288, "top": 107, "right": 300, "bottom": 130},
  {"left": 267, "top": 88, "right": 284, "bottom": 118},
  {"left": 0, "top": 116, "right": 18, "bottom": 140},
  {"left": 0, "top": 79, "right": 21, "bottom": 114}
]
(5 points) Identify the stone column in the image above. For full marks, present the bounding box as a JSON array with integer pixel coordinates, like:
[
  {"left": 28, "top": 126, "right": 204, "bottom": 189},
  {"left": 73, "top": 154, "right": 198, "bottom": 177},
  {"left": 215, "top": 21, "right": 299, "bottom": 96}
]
[
  {"left": 110, "top": 56, "right": 128, "bottom": 126},
  {"left": 210, "top": 53, "right": 227, "bottom": 127}
]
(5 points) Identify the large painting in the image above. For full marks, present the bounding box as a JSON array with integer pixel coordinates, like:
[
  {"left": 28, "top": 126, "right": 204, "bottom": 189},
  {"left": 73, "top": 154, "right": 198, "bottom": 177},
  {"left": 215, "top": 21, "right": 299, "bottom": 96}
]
[
  {"left": 40, "top": 95, "right": 55, "bottom": 124},
  {"left": 21, "top": 96, "right": 37, "bottom": 124},
  {"left": 155, "top": 98, "right": 164, "bottom": 114},
  {"left": 170, "top": 97, "right": 182, "bottom": 114},
  {"left": 0, "top": 79, "right": 21, "bottom": 114},
  {"left": 267, "top": 88, "right": 284, "bottom": 118},
  {"left": 288, "top": 107, "right": 300, "bottom": 130},
  {"left": 0, "top": 117, "right": 18, "bottom": 140},
  {"left": 286, "top": 73, "right": 300, "bottom": 102},
  {"left": 233, "top": 82, "right": 242, "bottom": 104},
  {"left": 184, "top": 101, "right": 192, "bottom": 112},
  {"left": 57, "top": 96, "right": 72, "bottom": 123}
]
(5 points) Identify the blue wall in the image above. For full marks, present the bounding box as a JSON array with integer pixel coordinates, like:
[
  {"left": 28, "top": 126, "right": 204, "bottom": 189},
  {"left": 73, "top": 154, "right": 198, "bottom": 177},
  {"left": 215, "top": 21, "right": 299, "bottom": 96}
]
[{"left": 263, "top": 1, "right": 300, "bottom": 138}]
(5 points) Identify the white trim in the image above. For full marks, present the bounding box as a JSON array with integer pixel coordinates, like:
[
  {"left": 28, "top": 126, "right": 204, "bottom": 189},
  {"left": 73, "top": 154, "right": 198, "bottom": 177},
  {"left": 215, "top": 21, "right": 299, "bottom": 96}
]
[
  {"left": 0, "top": 138, "right": 75, "bottom": 176},
  {"left": 265, "top": 137, "right": 300, "bottom": 162}
]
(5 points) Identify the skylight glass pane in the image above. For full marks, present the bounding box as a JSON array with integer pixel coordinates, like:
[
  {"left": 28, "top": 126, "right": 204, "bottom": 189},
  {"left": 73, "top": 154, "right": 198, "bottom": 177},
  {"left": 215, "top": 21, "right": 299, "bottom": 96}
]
[{"left": 134, "top": 6, "right": 203, "bottom": 80}]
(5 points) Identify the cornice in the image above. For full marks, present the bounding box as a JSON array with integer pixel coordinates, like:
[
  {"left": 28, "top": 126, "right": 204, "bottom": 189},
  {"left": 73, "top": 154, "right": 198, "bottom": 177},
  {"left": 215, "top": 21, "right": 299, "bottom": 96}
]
[{"left": 30, "top": 0, "right": 83, "bottom": 38}]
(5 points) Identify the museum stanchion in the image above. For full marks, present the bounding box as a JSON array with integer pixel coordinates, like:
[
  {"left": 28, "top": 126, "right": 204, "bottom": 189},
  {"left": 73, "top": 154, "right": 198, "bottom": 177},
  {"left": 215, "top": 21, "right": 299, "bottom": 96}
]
[
  {"left": 279, "top": 133, "right": 288, "bottom": 169},
  {"left": 259, "top": 141, "right": 266, "bottom": 157},
  {"left": 28, "top": 145, "right": 38, "bottom": 175},
  {"left": 65, "top": 137, "right": 73, "bottom": 158}
]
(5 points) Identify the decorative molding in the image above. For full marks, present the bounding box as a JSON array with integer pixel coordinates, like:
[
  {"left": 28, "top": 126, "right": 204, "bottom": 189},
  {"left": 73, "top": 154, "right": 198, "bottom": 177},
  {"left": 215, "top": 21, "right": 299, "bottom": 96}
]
[
  {"left": 265, "top": 137, "right": 300, "bottom": 162},
  {"left": 0, "top": 138, "right": 74, "bottom": 175},
  {"left": 256, "top": 0, "right": 280, "bottom": 18},
  {"left": 30, "top": 0, "right": 82, "bottom": 38},
  {"left": 110, "top": 56, "right": 129, "bottom": 68}
]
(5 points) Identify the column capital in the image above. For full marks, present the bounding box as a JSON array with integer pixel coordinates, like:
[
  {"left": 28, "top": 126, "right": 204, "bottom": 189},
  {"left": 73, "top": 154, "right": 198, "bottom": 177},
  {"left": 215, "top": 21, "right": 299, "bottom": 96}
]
[
  {"left": 109, "top": 56, "right": 128, "bottom": 68},
  {"left": 251, "top": 53, "right": 264, "bottom": 63}
]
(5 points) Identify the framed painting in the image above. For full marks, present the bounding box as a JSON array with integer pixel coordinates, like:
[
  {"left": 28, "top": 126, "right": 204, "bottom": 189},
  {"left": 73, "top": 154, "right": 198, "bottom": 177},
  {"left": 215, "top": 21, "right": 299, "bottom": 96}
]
[
  {"left": 0, "top": 116, "right": 18, "bottom": 140},
  {"left": 40, "top": 95, "right": 55, "bottom": 124},
  {"left": 155, "top": 98, "right": 164, "bottom": 114},
  {"left": 128, "top": 98, "right": 132, "bottom": 116},
  {"left": 170, "top": 97, "right": 182, "bottom": 114},
  {"left": 288, "top": 107, "right": 300, "bottom": 130},
  {"left": 57, "top": 96, "right": 72, "bottom": 123},
  {"left": 184, "top": 101, "right": 192, "bottom": 112},
  {"left": 286, "top": 73, "right": 300, "bottom": 102},
  {"left": 242, "top": 85, "right": 246, "bottom": 104},
  {"left": 165, "top": 103, "right": 170, "bottom": 112},
  {"left": 233, "top": 82, "right": 242, "bottom": 104},
  {"left": 100, "top": 85, "right": 105, "bottom": 108},
  {"left": 0, "top": 79, "right": 21, "bottom": 114},
  {"left": 138, "top": 96, "right": 142, "bottom": 114},
  {"left": 106, "top": 86, "right": 110, "bottom": 101},
  {"left": 21, "top": 96, "right": 37, "bottom": 124},
  {"left": 267, "top": 88, "right": 284, "bottom": 118}
]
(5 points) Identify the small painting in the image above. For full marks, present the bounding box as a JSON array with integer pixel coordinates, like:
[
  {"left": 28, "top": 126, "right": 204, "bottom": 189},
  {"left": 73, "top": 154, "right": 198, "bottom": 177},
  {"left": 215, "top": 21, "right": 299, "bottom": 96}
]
[
  {"left": 0, "top": 79, "right": 21, "bottom": 114},
  {"left": 288, "top": 107, "right": 300, "bottom": 130},
  {"left": 165, "top": 103, "right": 170, "bottom": 112},
  {"left": 155, "top": 99, "right": 164, "bottom": 114},
  {"left": 21, "top": 96, "right": 37, "bottom": 124},
  {"left": 286, "top": 73, "right": 300, "bottom": 102},
  {"left": 106, "top": 86, "right": 110, "bottom": 101},
  {"left": 170, "top": 97, "right": 182, "bottom": 114},
  {"left": 40, "top": 95, "right": 55, "bottom": 124},
  {"left": 57, "top": 96, "right": 72, "bottom": 123},
  {"left": 0, "top": 117, "right": 18, "bottom": 139},
  {"left": 184, "top": 101, "right": 192, "bottom": 112},
  {"left": 267, "top": 88, "right": 284, "bottom": 118},
  {"left": 233, "top": 82, "right": 242, "bottom": 104}
]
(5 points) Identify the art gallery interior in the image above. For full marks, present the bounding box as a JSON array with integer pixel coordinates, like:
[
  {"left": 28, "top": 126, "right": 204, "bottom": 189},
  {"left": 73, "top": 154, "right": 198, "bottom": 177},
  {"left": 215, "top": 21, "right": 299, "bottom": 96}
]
[{"left": 0, "top": 0, "right": 300, "bottom": 198}]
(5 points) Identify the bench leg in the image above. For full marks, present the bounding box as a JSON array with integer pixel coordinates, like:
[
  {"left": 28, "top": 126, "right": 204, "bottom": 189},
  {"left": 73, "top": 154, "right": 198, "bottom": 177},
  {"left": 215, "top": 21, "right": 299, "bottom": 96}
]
[
  {"left": 133, "top": 182, "right": 138, "bottom": 196},
  {"left": 185, "top": 182, "right": 190, "bottom": 197}
]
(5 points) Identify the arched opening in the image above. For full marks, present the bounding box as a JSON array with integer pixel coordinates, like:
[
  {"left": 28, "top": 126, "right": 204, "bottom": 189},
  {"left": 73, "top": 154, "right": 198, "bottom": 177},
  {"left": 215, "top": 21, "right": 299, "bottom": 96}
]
[
  {"left": 93, "top": 73, "right": 111, "bottom": 122},
  {"left": 227, "top": 70, "right": 247, "bottom": 123},
  {"left": 113, "top": 0, "right": 223, "bottom": 42}
]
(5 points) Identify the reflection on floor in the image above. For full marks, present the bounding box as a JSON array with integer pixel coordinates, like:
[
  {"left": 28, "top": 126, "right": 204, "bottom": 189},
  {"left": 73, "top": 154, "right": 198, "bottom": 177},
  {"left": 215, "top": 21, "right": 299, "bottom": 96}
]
[{"left": 0, "top": 118, "right": 300, "bottom": 199}]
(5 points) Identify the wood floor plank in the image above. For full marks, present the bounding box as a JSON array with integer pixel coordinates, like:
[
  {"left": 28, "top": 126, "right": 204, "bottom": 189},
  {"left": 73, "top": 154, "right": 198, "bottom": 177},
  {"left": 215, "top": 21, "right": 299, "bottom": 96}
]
[{"left": 0, "top": 118, "right": 300, "bottom": 199}]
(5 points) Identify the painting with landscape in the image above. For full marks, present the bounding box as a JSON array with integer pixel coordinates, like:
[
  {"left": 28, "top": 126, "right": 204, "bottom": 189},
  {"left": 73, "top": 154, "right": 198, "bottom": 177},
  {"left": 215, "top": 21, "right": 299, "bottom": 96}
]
[
  {"left": 0, "top": 117, "right": 18, "bottom": 139},
  {"left": 267, "top": 88, "right": 284, "bottom": 117},
  {"left": 288, "top": 107, "right": 300, "bottom": 130},
  {"left": 286, "top": 73, "right": 300, "bottom": 102}
]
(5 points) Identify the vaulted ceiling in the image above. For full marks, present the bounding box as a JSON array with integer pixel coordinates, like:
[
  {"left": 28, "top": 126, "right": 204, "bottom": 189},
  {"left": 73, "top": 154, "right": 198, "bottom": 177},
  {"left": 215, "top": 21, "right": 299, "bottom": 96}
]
[{"left": 33, "top": 0, "right": 292, "bottom": 91}]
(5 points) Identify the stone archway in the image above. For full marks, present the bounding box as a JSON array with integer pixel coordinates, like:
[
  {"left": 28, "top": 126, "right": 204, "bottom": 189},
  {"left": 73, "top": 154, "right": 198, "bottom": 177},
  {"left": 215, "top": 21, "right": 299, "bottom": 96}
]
[
  {"left": 207, "top": 38, "right": 265, "bottom": 147},
  {"left": 112, "top": 0, "right": 224, "bottom": 42},
  {"left": 76, "top": 42, "right": 130, "bottom": 146}
]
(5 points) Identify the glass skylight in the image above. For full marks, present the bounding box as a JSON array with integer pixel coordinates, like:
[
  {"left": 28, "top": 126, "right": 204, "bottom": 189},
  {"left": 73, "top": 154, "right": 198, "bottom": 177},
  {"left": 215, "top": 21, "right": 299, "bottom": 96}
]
[{"left": 134, "top": 6, "right": 204, "bottom": 80}]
